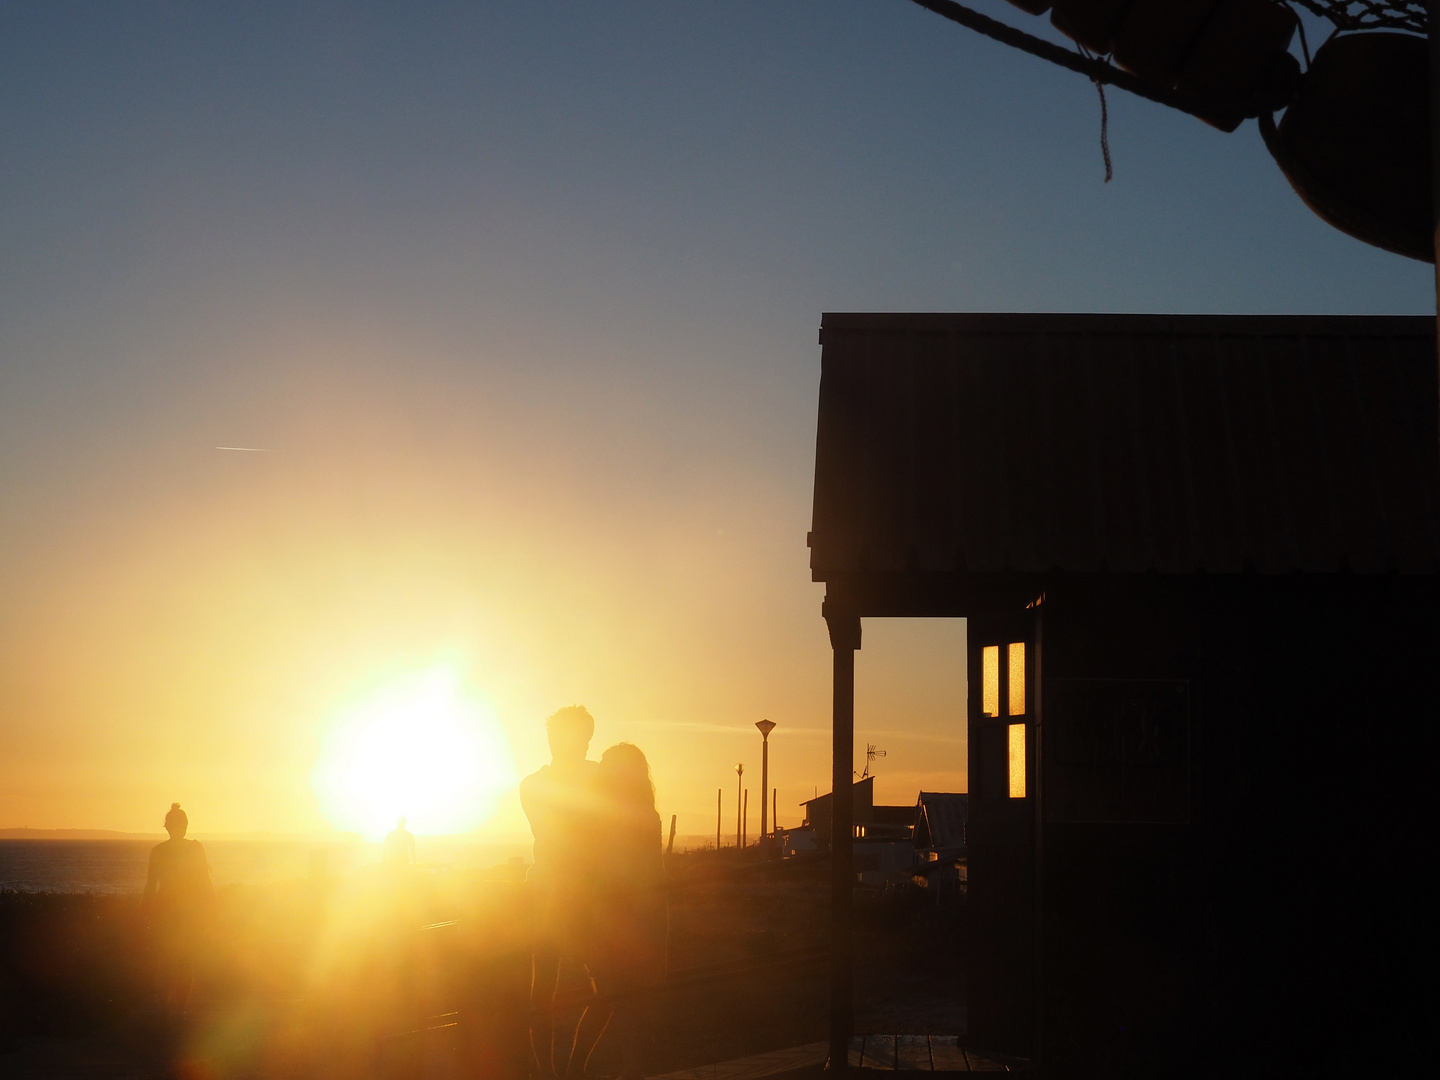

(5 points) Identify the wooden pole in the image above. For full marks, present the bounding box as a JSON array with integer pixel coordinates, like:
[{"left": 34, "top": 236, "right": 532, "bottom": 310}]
[
  {"left": 743, "top": 789, "right": 749, "bottom": 849},
  {"left": 735, "top": 764, "right": 744, "bottom": 849},
  {"left": 667, "top": 813, "right": 677, "bottom": 856},
  {"left": 716, "top": 788, "right": 722, "bottom": 850},
  {"left": 824, "top": 600, "right": 860, "bottom": 1074}
]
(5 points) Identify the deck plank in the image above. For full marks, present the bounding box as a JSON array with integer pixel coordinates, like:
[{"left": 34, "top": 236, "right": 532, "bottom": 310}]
[
  {"left": 928, "top": 1036, "right": 969, "bottom": 1072},
  {"left": 961, "top": 1046, "right": 1007, "bottom": 1072},
  {"left": 895, "top": 1035, "right": 932, "bottom": 1071},
  {"left": 849, "top": 1035, "right": 866, "bottom": 1069},
  {"left": 864, "top": 1034, "right": 897, "bottom": 1070}
]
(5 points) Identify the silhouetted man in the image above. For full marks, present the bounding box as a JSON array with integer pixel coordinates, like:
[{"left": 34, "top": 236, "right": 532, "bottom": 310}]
[
  {"left": 383, "top": 815, "right": 417, "bottom": 867},
  {"left": 520, "top": 705, "right": 600, "bottom": 1080}
]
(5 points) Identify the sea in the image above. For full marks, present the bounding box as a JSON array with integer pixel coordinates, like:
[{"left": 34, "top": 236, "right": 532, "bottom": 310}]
[{"left": 0, "top": 837, "right": 533, "bottom": 894}]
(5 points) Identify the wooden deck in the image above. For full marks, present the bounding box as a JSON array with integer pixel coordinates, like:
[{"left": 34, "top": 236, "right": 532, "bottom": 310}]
[
  {"left": 648, "top": 1036, "right": 1026, "bottom": 1079},
  {"left": 848, "top": 1034, "right": 1021, "bottom": 1072}
]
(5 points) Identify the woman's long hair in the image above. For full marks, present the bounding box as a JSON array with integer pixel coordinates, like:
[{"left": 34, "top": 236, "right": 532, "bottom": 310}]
[{"left": 599, "top": 742, "right": 656, "bottom": 815}]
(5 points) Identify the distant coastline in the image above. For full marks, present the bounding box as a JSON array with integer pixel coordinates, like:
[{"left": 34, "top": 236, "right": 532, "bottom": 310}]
[
  {"left": 0, "top": 828, "right": 161, "bottom": 841},
  {"left": 0, "top": 829, "right": 353, "bottom": 842},
  {"left": 0, "top": 828, "right": 532, "bottom": 843}
]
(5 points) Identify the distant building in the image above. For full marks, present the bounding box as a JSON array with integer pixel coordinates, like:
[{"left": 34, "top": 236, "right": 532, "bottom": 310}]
[
  {"left": 791, "top": 780, "right": 966, "bottom": 888},
  {"left": 799, "top": 776, "right": 915, "bottom": 847},
  {"left": 912, "top": 791, "right": 968, "bottom": 891},
  {"left": 777, "top": 825, "right": 819, "bottom": 858}
]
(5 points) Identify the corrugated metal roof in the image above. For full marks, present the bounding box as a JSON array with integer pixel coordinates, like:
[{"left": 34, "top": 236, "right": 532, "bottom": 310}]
[{"left": 810, "top": 314, "right": 1440, "bottom": 579}]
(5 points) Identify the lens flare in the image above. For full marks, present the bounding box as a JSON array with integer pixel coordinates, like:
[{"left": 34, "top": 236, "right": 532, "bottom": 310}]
[{"left": 310, "top": 667, "right": 516, "bottom": 839}]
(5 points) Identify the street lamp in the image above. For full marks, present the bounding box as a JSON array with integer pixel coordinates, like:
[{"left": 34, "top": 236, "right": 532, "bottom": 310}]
[
  {"left": 756, "top": 719, "right": 776, "bottom": 855},
  {"left": 734, "top": 762, "right": 744, "bottom": 849}
]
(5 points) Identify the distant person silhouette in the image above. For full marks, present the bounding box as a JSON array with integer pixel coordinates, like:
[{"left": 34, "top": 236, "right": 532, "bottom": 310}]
[
  {"left": 383, "top": 815, "right": 417, "bottom": 868},
  {"left": 520, "top": 705, "right": 601, "bottom": 1080},
  {"left": 566, "top": 742, "right": 667, "bottom": 1080},
  {"left": 140, "top": 803, "right": 214, "bottom": 1022}
]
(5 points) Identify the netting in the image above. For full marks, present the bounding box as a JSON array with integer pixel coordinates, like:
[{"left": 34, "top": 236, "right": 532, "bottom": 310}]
[{"left": 1291, "top": 0, "right": 1427, "bottom": 33}]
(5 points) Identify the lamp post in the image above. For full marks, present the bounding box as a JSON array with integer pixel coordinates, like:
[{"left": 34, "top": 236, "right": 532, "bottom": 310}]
[
  {"left": 735, "top": 763, "right": 744, "bottom": 849},
  {"left": 756, "top": 719, "right": 776, "bottom": 856}
]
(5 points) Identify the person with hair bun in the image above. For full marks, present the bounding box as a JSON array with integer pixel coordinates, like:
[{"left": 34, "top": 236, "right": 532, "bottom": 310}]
[
  {"left": 567, "top": 742, "right": 667, "bottom": 1079},
  {"left": 141, "top": 803, "right": 214, "bottom": 1021}
]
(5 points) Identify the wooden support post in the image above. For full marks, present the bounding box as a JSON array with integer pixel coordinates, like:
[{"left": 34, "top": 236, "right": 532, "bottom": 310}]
[
  {"left": 716, "top": 788, "right": 722, "bottom": 851},
  {"left": 824, "top": 599, "right": 860, "bottom": 1073},
  {"left": 667, "top": 814, "right": 677, "bottom": 856},
  {"left": 736, "top": 765, "right": 744, "bottom": 850}
]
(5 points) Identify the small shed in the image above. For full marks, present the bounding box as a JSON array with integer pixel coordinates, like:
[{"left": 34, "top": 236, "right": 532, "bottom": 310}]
[
  {"left": 808, "top": 313, "right": 1438, "bottom": 1077},
  {"left": 802, "top": 777, "right": 875, "bottom": 844},
  {"left": 913, "top": 791, "right": 968, "bottom": 858}
]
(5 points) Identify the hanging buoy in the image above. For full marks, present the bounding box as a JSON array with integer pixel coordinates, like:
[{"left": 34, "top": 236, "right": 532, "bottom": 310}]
[
  {"left": 1113, "top": 0, "right": 1220, "bottom": 87},
  {"left": 1263, "top": 32, "right": 1431, "bottom": 262},
  {"left": 1173, "top": 0, "right": 1298, "bottom": 129},
  {"left": 1043, "top": 0, "right": 1296, "bottom": 130}
]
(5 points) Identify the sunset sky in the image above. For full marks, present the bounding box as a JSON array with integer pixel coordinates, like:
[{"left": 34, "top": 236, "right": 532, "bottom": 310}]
[{"left": 1, "top": 2, "right": 1430, "bottom": 839}]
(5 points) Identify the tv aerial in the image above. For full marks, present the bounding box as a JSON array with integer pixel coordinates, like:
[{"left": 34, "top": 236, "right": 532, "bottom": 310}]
[{"left": 858, "top": 743, "right": 887, "bottom": 779}]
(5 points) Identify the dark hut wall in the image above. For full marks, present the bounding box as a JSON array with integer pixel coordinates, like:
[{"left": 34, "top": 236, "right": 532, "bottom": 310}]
[
  {"left": 809, "top": 314, "right": 1440, "bottom": 1078},
  {"left": 1016, "top": 570, "right": 1438, "bottom": 1078}
]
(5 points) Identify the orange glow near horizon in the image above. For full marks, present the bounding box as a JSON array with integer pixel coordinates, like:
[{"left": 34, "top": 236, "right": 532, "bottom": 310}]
[{"left": 0, "top": 343, "right": 970, "bottom": 836}]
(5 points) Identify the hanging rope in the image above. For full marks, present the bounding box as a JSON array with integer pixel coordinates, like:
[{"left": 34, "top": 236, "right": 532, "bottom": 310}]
[
  {"left": 1075, "top": 42, "right": 1114, "bottom": 183},
  {"left": 905, "top": 0, "right": 1210, "bottom": 119},
  {"left": 1293, "top": 13, "right": 1312, "bottom": 68},
  {"left": 1094, "top": 78, "right": 1113, "bottom": 183}
]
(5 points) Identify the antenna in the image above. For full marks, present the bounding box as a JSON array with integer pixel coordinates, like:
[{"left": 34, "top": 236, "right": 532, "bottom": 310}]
[{"left": 858, "top": 743, "right": 887, "bottom": 779}]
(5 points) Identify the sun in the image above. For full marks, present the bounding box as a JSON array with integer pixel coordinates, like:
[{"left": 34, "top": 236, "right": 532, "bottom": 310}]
[{"left": 310, "top": 667, "right": 516, "bottom": 839}]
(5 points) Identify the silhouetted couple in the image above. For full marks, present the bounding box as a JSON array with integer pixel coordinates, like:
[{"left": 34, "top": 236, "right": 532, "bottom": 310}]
[
  {"left": 141, "top": 802, "right": 215, "bottom": 1024},
  {"left": 521, "top": 706, "right": 667, "bottom": 1080}
]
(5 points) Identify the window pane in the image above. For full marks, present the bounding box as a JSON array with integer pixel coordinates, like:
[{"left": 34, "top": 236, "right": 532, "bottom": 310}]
[
  {"left": 1008, "top": 723, "right": 1027, "bottom": 798},
  {"left": 982, "top": 646, "right": 999, "bottom": 717},
  {"left": 1008, "top": 642, "right": 1026, "bottom": 715}
]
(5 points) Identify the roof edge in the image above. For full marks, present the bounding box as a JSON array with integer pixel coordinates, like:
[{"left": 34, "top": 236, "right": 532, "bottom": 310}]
[{"left": 818, "top": 312, "right": 1436, "bottom": 338}]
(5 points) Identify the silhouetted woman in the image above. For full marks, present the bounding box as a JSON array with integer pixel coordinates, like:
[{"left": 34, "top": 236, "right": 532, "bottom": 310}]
[
  {"left": 567, "top": 743, "right": 667, "bottom": 1079},
  {"left": 141, "top": 803, "right": 214, "bottom": 1021}
]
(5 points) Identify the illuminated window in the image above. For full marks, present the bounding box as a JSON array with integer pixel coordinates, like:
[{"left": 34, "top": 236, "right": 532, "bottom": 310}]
[
  {"left": 1008, "top": 642, "right": 1025, "bottom": 715},
  {"left": 982, "top": 646, "right": 999, "bottom": 717},
  {"left": 1008, "top": 723, "right": 1027, "bottom": 798}
]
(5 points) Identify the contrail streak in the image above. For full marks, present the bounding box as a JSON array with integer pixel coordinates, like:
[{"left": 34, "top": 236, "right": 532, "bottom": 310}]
[{"left": 215, "top": 446, "right": 274, "bottom": 452}]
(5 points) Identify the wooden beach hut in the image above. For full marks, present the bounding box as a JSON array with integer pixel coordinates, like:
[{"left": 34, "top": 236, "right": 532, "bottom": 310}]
[{"left": 808, "top": 313, "right": 1439, "bottom": 1077}]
